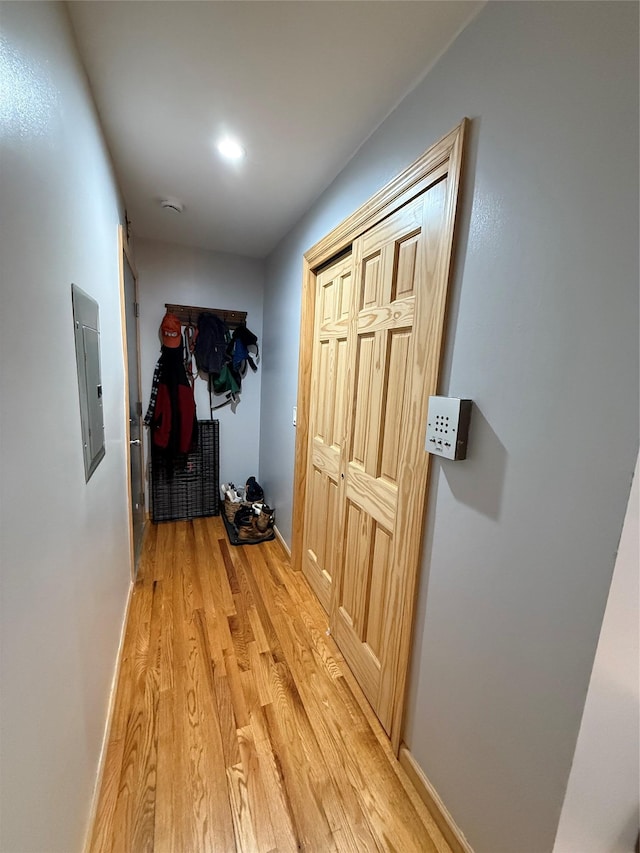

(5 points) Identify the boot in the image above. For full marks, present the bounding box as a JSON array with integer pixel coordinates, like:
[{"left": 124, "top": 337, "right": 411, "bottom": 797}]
[
  {"left": 236, "top": 514, "right": 275, "bottom": 543},
  {"left": 255, "top": 505, "right": 275, "bottom": 533},
  {"left": 224, "top": 493, "right": 246, "bottom": 522}
]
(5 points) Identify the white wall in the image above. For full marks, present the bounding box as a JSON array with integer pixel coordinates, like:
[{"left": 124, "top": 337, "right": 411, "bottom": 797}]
[
  {"left": 553, "top": 455, "right": 639, "bottom": 853},
  {"left": 135, "top": 239, "right": 264, "bottom": 491},
  {"left": 0, "top": 3, "right": 131, "bottom": 851},
  {"left": 259, "top": 3, "right": 639, "bottom": 851}
]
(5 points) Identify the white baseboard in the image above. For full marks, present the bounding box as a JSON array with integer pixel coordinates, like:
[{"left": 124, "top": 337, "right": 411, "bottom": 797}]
[
  {"left": 399, "top": 744, "right": 474, "bottom": 853},
  {"left": 82, "top": 579, "right": 134, "bottom": 852},
  {"left": 273, "top": 524, "right": 291, "bottom": 557}
]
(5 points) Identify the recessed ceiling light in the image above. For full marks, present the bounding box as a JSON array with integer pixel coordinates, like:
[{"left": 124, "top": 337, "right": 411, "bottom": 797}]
[{"left": 217, "top": 136, "right": 246, "bottom": 161}]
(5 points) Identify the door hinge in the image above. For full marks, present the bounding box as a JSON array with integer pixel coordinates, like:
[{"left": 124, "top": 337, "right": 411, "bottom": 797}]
[{"left": 134, "top": 301, "right": 140, "bottom": 318}]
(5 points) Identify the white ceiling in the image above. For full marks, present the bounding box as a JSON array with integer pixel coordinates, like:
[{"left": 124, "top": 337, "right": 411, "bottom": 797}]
[{"left": 67, "top": 1, "right": 483, "bottom": 258}]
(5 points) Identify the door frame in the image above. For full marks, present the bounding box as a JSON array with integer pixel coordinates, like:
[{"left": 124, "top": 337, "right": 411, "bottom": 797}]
[
  {"left": 118, "top": 225, "right": 145, "bottom": 580},
  {"left": 291, "top": 120, "right": 467, "bottom": 751}
]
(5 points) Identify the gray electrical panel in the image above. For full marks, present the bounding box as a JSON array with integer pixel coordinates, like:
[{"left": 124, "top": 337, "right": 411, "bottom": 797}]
[{"left": 72, "top": 284, "right": 105, "bottom": 481}]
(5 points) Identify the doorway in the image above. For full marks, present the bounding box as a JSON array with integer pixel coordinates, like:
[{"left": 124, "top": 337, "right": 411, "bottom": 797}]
[{"left": 119, "top": 226, "right": 145, "bottom": 576}]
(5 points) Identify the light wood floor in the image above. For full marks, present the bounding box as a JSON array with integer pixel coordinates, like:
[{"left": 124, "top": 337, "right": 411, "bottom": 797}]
[{"left": 88, "top": 517, "right": 451, "bottom": 852}]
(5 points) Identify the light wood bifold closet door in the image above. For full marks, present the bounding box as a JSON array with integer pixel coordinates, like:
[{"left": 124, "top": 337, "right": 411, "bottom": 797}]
[
  {"left": 303, "top": 254, "right": 354, "bottom": 612},
  {"left": 297, "top": 121, "right": 466, "bottom": 748}
]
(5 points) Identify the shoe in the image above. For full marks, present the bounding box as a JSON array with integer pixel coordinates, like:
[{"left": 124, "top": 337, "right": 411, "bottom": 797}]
[
  {"left": 233, "top": 505, "right": 255, "bottom": 528},
  {"left": 255, "top": 505, "right": 275, "bottom": 533},
  {"left": 224, "top": 493, "right": 247, "bottom": 522},
  {"left": 245, "top": 476, "right": 264, "bottom": 502},
  {"left": 220, "top": 482, "right": 234, "bottom": 500},
  {"left": 236, "top": 517, "right": 275, "bottom": 543}
]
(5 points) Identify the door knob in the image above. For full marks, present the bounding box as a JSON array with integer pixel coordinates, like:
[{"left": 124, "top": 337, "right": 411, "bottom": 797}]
[{"left": 129, "top": 439, "right": 141, "bottom": 446}]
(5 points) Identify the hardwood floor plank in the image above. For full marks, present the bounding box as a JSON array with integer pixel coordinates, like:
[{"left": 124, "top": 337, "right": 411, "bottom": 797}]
[
  {"left": 192, "top": 520, "right": 228, "bottom": 667},
  {"left": 88, "top": 735, "right": 125, "bottom": 853},
  {"left": 226, "top": 762, "right": 259, "bottom": 853},
  {"left": 176, "top": 524, "right": 236, "bottom": 852},
  {"left": 89, "top": 600, "right": 142, "bottom": 850},
  {"left": 196, "top": 523, "right": 237, "bottom": 655},
  {"left": 222, "top": 542, "right": 241, "bottom": 594},
  {"left": 213, "top": 668, "right": 242, "bottom": 768},
  {"left": 153, "top": 687, "right": 176, "bottom": 853},
  {"left": 229, "top": 541, "right": 285, "bottom": 664},
  {"left": 154, "top": 524, "right": 181, "bottom": 853},
  {"left": 152, "top": 520, "right": 170, "bottom": 582},
  {"left": 108, "top": 576, "right": 157, "bottom": 851},
  {"left": 332, "top": 649, "right": 451, "bottom": 850},
  {"left": 240, "top": 665, "right": 260, "bottom": 720},
  {"left": 250, "top": 706, "right": 300, "bottom": 853},
  {"left": 268, "top": 657, "right": 380, "bottom": 852},
  {"left": 244, "top": 543, "right": 435, "bottom": 852},
  {"left": 223, "top": 648, "right": 250, "bottom": 729},
  {"left": 129, "top": 578, "right": 163, "bottom": 853},
  {"left": 264, "top": 542, "right": 345, "bottom": 679},
  {"left": 132, "top": 575, "right": 155, "bottom": 688},
  {"left": 179, "top": 521, "right": 201, "bottom": 614},
  {"left": 89, "top": 517, "right": 453, "bottom": 853},
  {"left": 227, "top": 544, "right": 386, "bottom": 851},
  {"left": 228, "top": 591, "right": 255, "bottom": 672},
  {"left": 247, "top": 602, "right": 271, "bottom": 654},
  {"left": 237, "top": 724, "right": 277, "bottom": 852},
  {"left": 263, "top": 689, "right": 337, "bottom": 851},
  {"left": 159, "top": 559, "right": 174, "bottom": 694},
  {"left": 248, "top": 640, "right": 273, "bottom": 707},
  {"left": 204, "top": 522, "right": 237, "bottom": 617}
]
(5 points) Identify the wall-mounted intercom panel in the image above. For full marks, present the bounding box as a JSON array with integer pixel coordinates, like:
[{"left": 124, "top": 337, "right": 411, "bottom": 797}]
[{"left": 425, "top": 396, "right": 472, "bottom": 460}]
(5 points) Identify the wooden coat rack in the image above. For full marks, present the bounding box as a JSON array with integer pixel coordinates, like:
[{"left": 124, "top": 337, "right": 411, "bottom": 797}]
[{"left": 164, "top": 303, "right": 247, "bottom": 329}]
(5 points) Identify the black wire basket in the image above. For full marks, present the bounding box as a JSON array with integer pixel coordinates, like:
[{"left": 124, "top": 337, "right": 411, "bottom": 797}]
[{"left": 150, "top": 419, "right": 220, "bottom": 522}]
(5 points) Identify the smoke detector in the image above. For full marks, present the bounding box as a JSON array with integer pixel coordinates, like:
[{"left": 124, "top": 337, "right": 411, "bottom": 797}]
[{"left": 159, "top": 197, "right": 184, "bottom": 214}]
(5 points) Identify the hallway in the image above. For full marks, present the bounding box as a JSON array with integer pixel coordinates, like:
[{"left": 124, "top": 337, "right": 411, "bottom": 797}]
[{"left": 88, "top": 518, "right": 450, "bottom": 852}]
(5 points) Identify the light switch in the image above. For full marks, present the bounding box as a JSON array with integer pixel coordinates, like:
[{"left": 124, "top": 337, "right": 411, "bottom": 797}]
[{"left": 425, "top": 396, "right": 472, "bottom": 460}]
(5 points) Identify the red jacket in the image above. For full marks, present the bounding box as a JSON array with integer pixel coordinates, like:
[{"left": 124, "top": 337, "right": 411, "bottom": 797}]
[
  {"left": 149, "top": 346, "right": 197, "bottom": 455},
  {"left": 152, "top": 382, "right": 196, "bottom": 454}
]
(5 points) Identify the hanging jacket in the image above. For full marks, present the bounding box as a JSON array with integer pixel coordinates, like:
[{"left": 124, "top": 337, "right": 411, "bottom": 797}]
[{"left": 149, "top": 345, "right": 197, "bottom": 455}]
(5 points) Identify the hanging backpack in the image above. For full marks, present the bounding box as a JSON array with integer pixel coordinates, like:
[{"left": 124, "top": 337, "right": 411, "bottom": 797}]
[
  {"left": 230, "top": 323, "right": 259, "bottom": 374},
  {"left": 194, "top": 313, "right": 230, "bottom": 377},
  {"left": 194, "top": 312, "right": 236, "bottom": 416}
]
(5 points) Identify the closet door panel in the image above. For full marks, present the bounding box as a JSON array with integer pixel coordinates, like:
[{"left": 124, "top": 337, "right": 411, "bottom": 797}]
[
  {"left": 379, "top": 329, "right": 411, "bottom": 485},
  {"left": 301, "top": 255, "right": 353, "bottom": 612},
  {"left": 332, "top": 195, "right": 433, "bottom": 734}
]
